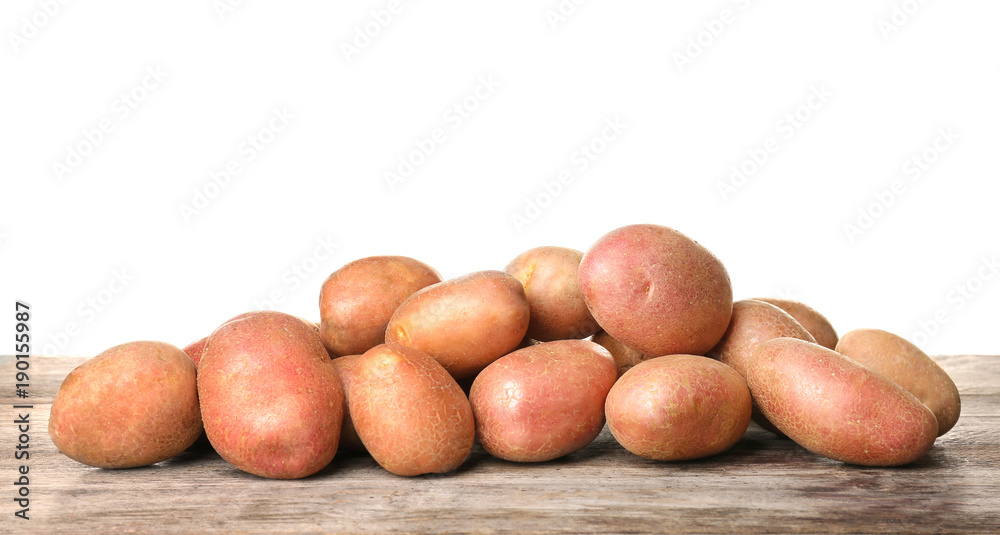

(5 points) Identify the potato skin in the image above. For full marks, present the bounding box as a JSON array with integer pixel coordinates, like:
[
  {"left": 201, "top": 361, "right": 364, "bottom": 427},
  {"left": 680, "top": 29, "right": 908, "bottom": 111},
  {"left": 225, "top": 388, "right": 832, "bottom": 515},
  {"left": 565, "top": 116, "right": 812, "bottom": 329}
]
[
  {"left": 320, "top": 256, "right": 442, "bottom": 357},
  {"left": 48, "top": 341, "right": 202, "bottom": 469},
  {"left": 350, "top": 344, "right": 475, "bottom": 476},
  {"left": 385, "top": 270, "right": 530, "bottom": 379},
  {"left": 331, "top": 354, "right": 366, "bottom": 451},
  {"left": 605, "top": 355, "right": 751, "bottom": 461},
  {"left": 755, "top": 297, "right": 838, "bottom": 350},
  {"left": 504, "top": 246, "right": 599, "bottom": 342},
  {"left": 199, "top": 311, "right": 343, "bottom": 479},
  {"left": 747, "top": 338, "right": 938, "bottom": 466},
  {"left": 469, "top": 340, "right": 618, "bottom": 462},
  {"left": 836, "top": 328, "right": 961, "bottom": 436},
  {"left": 591, "top": 330, "right": 649, "bottom": 376},
  {"left": 578, "top": 224, "right": 733, "bottom": 357}
]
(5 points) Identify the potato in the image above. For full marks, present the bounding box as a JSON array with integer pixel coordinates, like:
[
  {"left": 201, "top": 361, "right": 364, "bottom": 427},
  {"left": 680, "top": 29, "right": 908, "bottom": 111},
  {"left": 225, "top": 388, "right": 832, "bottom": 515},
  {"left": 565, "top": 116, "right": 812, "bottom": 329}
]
[
  {"left": 836, "top": 328, "right": 961, "bottom": 436},
  {"left": 385, "top": 270, "right": 530, "bottom": 379},
  {"left": 754, "top": 297, "right": 838, "bottom": 350},
  {"left": 199, "top": 311, "right": 343, "bottom": 479},
  {"left": 469, "top": 340, "right": 618, "bottom": 462},
  {"left": 747, "top": 338, "right": 938, "bottom": 466},
  {"left": 181, "top": 337, "right": 207, "bottom": 367},
  {"left": 578, "top": 224, "right": 733, "bottom": 356},
  {"left": 707, "top": 300, "right": 816, "bottom": 375},
  {"left": 331, "top": 354, "right": 366, "bottom": 451},
  {"left": 320, "top": 256, "right": 441, "bottom": 357},
  {"left": 591, "top": 330, "right": 649, "bottom": 376},
  {"left": 48, "top": 341, "right": 202, "bottom": 468},
  {"left": 605, "top": 355, "right": 751, "bottom": 461},
  {"left": 706, "top": 299, "right": 815, "bottom": 434},
  {"left": 504, "top": 246, "right": 599, "bottom": 341},
  {"left": 350, "top": 344, "right": 475, "bottom": 476}
]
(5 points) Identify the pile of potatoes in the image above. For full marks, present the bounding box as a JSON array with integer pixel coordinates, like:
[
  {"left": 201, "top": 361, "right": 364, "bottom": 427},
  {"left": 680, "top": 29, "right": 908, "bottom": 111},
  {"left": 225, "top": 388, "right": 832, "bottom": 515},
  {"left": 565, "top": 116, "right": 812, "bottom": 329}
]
[{"left": 48, "top": 223, "right": 961, "bottom": 479}]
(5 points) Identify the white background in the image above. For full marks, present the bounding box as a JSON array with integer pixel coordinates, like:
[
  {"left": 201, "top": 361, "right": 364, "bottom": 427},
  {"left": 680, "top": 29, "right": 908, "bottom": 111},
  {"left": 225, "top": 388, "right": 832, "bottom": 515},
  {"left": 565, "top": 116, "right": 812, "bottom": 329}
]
[{"left": 2, "top": 1, "right": 998, "bottom": 358}]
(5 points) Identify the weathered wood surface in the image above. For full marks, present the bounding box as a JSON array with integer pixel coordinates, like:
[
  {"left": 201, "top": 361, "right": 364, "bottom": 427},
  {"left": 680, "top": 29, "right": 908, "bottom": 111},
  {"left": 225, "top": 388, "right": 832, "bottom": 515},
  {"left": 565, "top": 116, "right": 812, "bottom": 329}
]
[{"left": 1, "top": 355, "right": 998, "bottom": 534}]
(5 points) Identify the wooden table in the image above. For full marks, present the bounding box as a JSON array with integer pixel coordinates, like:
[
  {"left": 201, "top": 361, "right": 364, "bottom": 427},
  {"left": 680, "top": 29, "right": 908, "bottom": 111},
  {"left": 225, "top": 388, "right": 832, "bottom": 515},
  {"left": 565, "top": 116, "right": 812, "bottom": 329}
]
[{"left": 2, "top": 355, "right": 998, "bottom": 534}]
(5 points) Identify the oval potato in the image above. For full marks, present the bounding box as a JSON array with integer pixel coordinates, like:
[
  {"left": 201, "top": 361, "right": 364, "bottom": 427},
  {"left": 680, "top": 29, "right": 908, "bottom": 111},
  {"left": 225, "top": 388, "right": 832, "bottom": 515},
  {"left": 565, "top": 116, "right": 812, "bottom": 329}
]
[
  {"left": 470, "top": 340, "right": 618, "bottom": 462},
  {"left": 386, "top": 270, "right": 530, "bottom": 379},
  {"left": 747, "top": 338, "right": 938, "bottom": 466},
  {"left": 320, "top": 256, "right": 442, "bottom": 357},
  {"left": 48, "top": 341, "right": 202, "bottom": 468},
  {"left": 199, "top": 311, "right": 343, "bottom": 479},
  {"left": 350, "top": 344, "right": 475, "bottom": 476},
  {"left": 578, "top": 224, "right": 733, "bottom": 356},
  {"left": 754, "top": 297, "right": 838, "bottom": 350},
  {"left": 605, "top": 355, "right": 751, "bottom": 461},
  {"left": 836, "top": 328, "right": 961, "bottom": 436},
  {"left": 504, "top": 246, "right": 599, "bottom": 341}
]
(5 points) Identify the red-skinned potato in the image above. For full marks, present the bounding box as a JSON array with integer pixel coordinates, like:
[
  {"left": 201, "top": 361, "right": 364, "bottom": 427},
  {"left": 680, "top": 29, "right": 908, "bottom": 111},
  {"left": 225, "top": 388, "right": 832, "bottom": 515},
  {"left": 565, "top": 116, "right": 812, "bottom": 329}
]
[
  {"left": 320, "top": 256, "right": 441, "bottom": 357},
  {"left": 578, "top": 224, "right": 733, "bottom": 357},
  {"left": 605, "top": 355, "right": 751, "bottom": 461},
  {"left": 504, "top": 246, "right": 599, "bottom": 341},
  {"left": 350, "top": 344, "right": 475, "bottom": 476},
  {"left": 706, "top": 299, "right": 816, "bottom": 434},
  {"left": 836, "top": 328, "right": 961, "bottom": 436},
  {"left": 591, "top": 330, "right": 649, "bottom": 376},
  {"left": 331, "top": 354, "right": 366, "bottom": 451},
  {"left": 48, "top": 341, "right": 202, "bottom": 468},
  {"left": 754, "top": 297, "right": 838, "bottom": 350},
  {"left": 385, "top": 270, "right": 530, "bottom": 379},
  {"left": 181, "top": 337, "right": 207, "bottom": 367},
  {"left": 469, "top": 340, "right": 618, "bottom": 462},
  {"left": 199, "top": 311, "right": 343, "bottom": 479},
  {"left": 747, "top": 338, "right": 938, "bottom": 466}
]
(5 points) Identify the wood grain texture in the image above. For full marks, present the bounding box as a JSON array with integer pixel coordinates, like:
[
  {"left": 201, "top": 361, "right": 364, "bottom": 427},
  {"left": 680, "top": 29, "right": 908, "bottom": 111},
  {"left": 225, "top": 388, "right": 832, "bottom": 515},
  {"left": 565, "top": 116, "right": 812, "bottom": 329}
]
[{"left": 1, "top": 355, "right": 998, "bottom": 534}]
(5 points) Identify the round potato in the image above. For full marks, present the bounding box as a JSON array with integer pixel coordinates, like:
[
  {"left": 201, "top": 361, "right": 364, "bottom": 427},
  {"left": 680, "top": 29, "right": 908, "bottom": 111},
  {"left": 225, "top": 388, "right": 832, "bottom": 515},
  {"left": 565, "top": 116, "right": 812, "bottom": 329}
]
[
  {"left": 385, "top": 270, "right": 530, "bottom": 379},
  {"left": 605, "top": 355, "right": 751, "bottom": 461},
  {"left": 320, "top": 256, "right": 442, "bottom": 357},
  {"left": 754, "top": 297, "right": 838, "bottom": 350},
  {"left": 504, "top": 246, "right": 599, "bottom": 341},
  {"left": 350, "top": 344, "right": 475, "bottom": 476},
  {"left": 470, "top": 340, "right": 618, "bottom": 462},
  {"left": 199, "top": 311, "right": 343, "bottom": 479},
  {"left": 706, "top": 299, "right": 815, "bottom": 434},
  {"left": 48, "top": 341, "right": 202, "bottom": 469},
  {"left": 181, "top": 337, "right": 207, "bottom": 367},
  {"left": 747, "top": 338, "right": 938, "bottom": 466},
  {"left": 331, "top": 354, "right": 366, "bottom": 451},
  {"left": 578, "top": 224, "right": 733, "bottom": 357},
  {"left": 836, "top": 328, "right": 961, "bottom": 436},
  {"left": 591, "top": 330, "right": 649, "bottom": 376}
]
